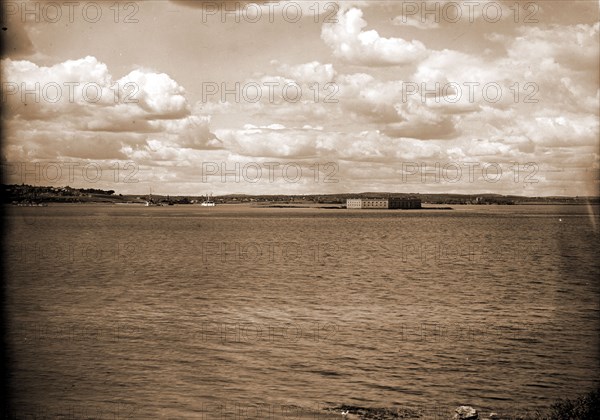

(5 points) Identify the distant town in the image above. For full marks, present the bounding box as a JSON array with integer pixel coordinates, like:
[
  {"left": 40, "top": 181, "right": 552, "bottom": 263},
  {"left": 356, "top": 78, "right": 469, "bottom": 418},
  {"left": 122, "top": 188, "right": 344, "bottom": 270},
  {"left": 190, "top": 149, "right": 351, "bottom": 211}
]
[{"left": 2, "top": 184, "right": 598, "bottom": 207}]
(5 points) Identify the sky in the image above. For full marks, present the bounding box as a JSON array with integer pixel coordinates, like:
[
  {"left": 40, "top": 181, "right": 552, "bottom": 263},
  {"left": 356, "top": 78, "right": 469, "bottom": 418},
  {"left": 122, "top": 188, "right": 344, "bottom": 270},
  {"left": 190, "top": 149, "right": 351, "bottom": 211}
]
[{"left": 1, "top": 0, "right": 599, "bottom": 196}]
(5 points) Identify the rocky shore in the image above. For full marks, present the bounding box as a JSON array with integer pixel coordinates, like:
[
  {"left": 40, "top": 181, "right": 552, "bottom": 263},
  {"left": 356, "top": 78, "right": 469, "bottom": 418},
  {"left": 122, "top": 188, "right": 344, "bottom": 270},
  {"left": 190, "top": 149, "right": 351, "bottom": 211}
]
[
  {"left": 323, "top": 404, "right": 487, "bottom": 419},
  {"left": 322, "top": 388, "right": 600, "bottom": 419},
  {"left": 322, "top": 405, "right": 500, "bottom": 419}
]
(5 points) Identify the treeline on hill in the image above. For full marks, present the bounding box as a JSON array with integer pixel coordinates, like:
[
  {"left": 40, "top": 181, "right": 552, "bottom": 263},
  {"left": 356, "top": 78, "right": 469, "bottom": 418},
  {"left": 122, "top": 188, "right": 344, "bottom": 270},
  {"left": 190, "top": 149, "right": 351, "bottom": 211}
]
[
  {"left": 2, "top": 184, "right": 598, "bottom": 205},
  {"left": 2, "top": 184, "right": 116, "bottom": 204}
]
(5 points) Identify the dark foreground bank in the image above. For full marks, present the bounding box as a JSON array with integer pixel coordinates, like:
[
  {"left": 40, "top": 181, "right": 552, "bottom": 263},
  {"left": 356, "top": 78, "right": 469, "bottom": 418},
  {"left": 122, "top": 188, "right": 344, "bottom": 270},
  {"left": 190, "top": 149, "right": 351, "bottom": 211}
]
[{"left": 323, "top": 387, "right": 600, "bottom": 419}]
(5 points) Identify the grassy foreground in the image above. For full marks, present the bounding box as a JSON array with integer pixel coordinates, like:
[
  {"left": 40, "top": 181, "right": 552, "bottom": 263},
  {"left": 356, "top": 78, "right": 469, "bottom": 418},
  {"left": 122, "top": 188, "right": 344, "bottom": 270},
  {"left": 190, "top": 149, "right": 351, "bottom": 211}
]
[{"left": 533, "top": 387, "right": 600, "bottom": 420}]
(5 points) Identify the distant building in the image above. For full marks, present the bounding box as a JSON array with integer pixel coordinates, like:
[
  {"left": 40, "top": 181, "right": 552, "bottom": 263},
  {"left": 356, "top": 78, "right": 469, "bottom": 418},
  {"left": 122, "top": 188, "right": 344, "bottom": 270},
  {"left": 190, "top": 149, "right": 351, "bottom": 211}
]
[
  {"left": 346, "top": 197, "right": 421, "bottom": 209},
  {"left": 346, "top": 199, "right": 362, "bottom": 209},
  {"left": 388, "top": 197, "right": 421, "bottom": 209}
]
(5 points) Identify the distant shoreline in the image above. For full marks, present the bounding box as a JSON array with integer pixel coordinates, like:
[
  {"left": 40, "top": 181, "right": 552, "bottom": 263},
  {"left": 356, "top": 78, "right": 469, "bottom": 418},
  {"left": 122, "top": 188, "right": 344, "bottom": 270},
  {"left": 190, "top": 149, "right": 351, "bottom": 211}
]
[
  {"left": 6, "top": 202, "right": 600, "bottom": 209},
  {"left": 4, "top": 184, "right": 598, "bottom": 207}
]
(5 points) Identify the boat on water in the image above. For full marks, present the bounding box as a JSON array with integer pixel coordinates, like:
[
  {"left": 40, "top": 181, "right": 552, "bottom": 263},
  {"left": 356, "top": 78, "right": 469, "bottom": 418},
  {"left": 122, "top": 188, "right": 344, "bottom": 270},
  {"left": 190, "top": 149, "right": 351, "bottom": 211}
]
[
  {"left": 200, "top": 193, "right": 216, "bottom": 207},
  {"left": 145, "top": 197, "right": 161, "bottom": 207},
  {"left": 145, "top": 188, "right": 161, "bottom": 206}
]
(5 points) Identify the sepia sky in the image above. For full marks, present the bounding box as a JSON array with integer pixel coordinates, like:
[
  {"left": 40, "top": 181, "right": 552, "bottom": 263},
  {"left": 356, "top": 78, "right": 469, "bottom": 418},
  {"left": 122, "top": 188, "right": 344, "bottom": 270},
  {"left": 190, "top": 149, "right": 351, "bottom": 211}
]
[{"left": 1, "top": 0, "right": 599, "bottom": 196}]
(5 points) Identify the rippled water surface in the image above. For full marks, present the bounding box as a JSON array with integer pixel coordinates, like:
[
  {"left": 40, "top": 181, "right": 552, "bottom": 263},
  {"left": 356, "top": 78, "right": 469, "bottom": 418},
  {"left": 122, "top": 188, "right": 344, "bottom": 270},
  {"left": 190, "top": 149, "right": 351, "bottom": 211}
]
[{"left": 4, "top": 204, "right": 600, "bottom": 418}]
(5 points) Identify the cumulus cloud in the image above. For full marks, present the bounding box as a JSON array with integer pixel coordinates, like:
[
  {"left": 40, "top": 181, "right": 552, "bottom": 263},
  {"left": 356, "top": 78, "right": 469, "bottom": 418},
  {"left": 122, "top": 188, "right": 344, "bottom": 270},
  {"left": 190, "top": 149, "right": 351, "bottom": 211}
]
[
  {"left": 217, "top": 125, "right": 320, "bottom": 159},
  {"left": 151, "top": 115, "right": 223, "bottom": 150},
  {"left": 273, "top": 60, "right": 336, "bottom": 85},
  {"left": 518, "top": 113, "right": 599, "bottom": 148},
  {"left": 331, "top": 72, "right": 467, "bottom": 139},
  {"left": 119, "top": 70, "right": 189, "bottom": 119},
  {"left": 2, "top": 56, "right": 220, "bottom": 165},
  {"left": 321, "top": 7, "right": 427, "bottom": 66},
  {"left": 509, "top": 23, "right": 600, "bottom": 72},
  {"left": 216, "top": 123, "right": 447, "bottom": 165},
  {"left": 2, "top": 56, "right": 192, "bottom": 124},
  {"left": 185, "top": 10, "right": 598, "bottom": 193},
  {"left": 3, "top": 1, "right": 598, "bottom": 196}
]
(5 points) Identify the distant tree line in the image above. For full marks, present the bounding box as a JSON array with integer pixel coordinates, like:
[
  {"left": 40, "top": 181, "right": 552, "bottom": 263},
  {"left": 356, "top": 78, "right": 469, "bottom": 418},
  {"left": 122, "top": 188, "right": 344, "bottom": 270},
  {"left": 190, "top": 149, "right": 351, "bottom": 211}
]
[{"left": 1, "top": 184, "right": 116, "bottom": 203}]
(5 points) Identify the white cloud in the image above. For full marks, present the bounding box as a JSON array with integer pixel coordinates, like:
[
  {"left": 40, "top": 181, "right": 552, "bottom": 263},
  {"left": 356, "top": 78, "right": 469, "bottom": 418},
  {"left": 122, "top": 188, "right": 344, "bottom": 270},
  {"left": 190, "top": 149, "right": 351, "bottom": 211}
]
[
  {"left": 321, "top": 7, "right": 427, "bottom": 66},
  {"left": 509, "top": 23, "right": 599, "bottom": 72},
  {"left": 273, "top": 61, "right": 336, "bottom": 85},
  {"left": 118, "top": 70, "right": 189, "bottom": 118},
  {"left": 3, "top": 2, "right": 598, "bottom": 196},
  {"left": 2, "top": 56, "right": 219, "bottom": 166}
]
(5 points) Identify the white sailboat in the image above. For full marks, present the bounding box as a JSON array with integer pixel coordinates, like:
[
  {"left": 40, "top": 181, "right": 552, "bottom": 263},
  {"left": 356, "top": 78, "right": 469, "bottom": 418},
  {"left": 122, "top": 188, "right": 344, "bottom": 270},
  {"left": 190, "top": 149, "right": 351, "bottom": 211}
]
[{"left": 201, "top": 193, "right": 216, "bottom": 207}]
